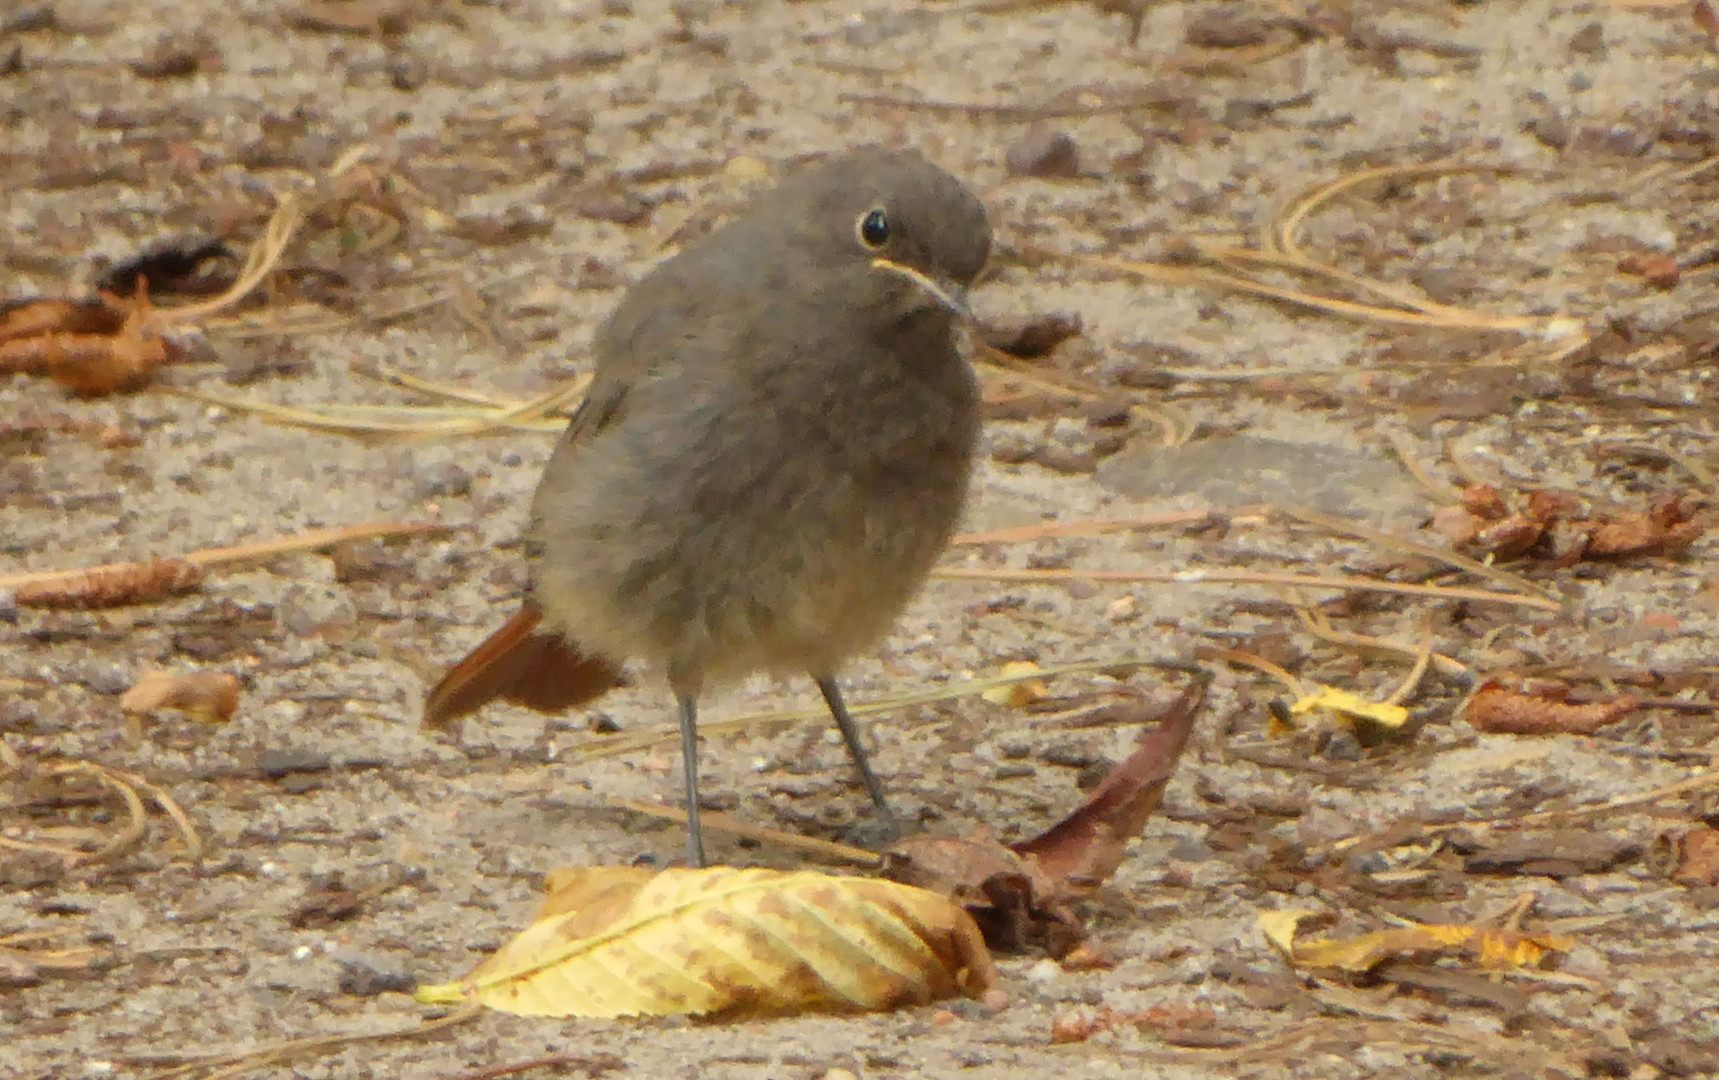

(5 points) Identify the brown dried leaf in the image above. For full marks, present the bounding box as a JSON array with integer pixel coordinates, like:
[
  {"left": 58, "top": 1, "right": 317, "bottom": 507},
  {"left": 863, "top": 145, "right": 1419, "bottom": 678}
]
[
  {"left": 885, "top": 679, "right": 1204, "bottom": 958},
  {"left": 1460, "top": 483, "right": 1509, "bottom": 520},
  {"left": 1429, "top": 503, "right": 1480, "bottom": 546},
  {"left": 1585, "top": 496, "right": 1704, "bottom": 557},
  {"left": 1442, "top": 485, "right": 1702, "bottom": 564},
  {"left": 1673, "top": 828, "right": 1719, "bottom": 887},
  {"left": 1471, "top": 514, "right": 1544, "bottom": 560},
  {"left": 1462, "top": 683, "right": 1638, "bottom": 735},
  {"left": 120, "top": 669, "right": 242, "bottom": 724},
  {"left": 0, "top": 298, "right": 124, "bottom": 346},
  {"left": 1012, "top": 678, "right": 1203, "bottom": 892},
  {"left": 47, "top": 329, "right": 170, "bottom": 395},
  {"left": 11, "top": 557, "right": 204, "bottom": 609},
  {"left": 415, "top": 866, "right": 996, "bottom": 1018},
  {"left": 1618, "top": 252, "right": 1681, "bottom": 290}
]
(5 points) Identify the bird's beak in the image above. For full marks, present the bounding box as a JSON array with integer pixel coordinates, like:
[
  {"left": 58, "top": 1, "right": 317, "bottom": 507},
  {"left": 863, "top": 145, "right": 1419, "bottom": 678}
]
[{"left": 870, "top": 258, "right": 971, "bottom": 321}]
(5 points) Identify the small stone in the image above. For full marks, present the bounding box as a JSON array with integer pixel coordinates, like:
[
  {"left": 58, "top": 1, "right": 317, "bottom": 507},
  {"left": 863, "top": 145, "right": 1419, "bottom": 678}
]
[
  {"left": 1025, "top": 958, "right": 1063, "bottom": 984},
  {"left": 1568, "top": 21, "right": 1605, "bottom": 57},
  {"left": 1074, "top": 759, "right": 1113, "bottom": 791},
  {"left": 337, "top": 953, "right": 416, "bottom": 997},
  {"left": 278, "top": 585, "right": 357, "bottom": 637},
  {"left": 414, "top": 461, "right": 472, "bottom": 499},
  {"left": 388, "top": 53, "right": 428, "bottom": 91},
  {"left": 1345, "top": 850, "right": 1390, "bottom": 875},
  {"left": 1005, "top": 127, "right": 1081, "bottom": 179},
  {"left": 257, "top": 749, "right": 332, "bottom": 778},
  {"left": 77, "top": 662, "right": 132, "bottom": 696}
]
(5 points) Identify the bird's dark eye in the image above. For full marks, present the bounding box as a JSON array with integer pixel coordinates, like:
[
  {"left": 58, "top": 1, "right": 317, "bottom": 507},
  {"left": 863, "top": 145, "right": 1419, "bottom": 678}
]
[{"left": 857, "top": 208, "right": 890, "bottom": 248}]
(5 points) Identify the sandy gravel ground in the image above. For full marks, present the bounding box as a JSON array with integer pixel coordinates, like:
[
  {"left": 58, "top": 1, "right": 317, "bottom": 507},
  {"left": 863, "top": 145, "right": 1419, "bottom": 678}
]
[{"left": 4, "top": 1, "right": 1719, "bottom": 1078}]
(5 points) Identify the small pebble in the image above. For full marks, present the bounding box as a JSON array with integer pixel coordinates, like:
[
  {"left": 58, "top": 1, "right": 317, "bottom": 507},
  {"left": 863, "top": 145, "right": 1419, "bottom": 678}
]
[
  {"left": 415, "top": 461, "right": 473, "bottom": 499},
  {"left": 1005, "top": 127, "right": 1081, "bottom": 179},
  {"left": 337, "top": 953, "right": 416, "bottom": 997},
  {"left": 1025, "top": 958, "right": 1063, "bottom": 984}
]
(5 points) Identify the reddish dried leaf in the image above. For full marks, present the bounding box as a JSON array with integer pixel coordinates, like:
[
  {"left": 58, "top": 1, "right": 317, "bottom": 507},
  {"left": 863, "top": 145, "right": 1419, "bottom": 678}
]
[
  {"left": 12, "top": 558, "right": 204, "bottom": 609},
  {"left": 1460, "top": 484, "right": 1508, "bottom": 520},
  {"left": 1524, "top": 488, "right": 1582, "bottom": 524},
  {"left": 0, "top": 298, "right": 128, "bottom": 347},
  {"left": 0, "top": 290, "right": 168, "bottom": 394},
  {"left": 1472, "top": 514, "right": 1545, "bottom": 560},
  {"left": 1674, "top": 828, "right": 1719, "bottom": 887},
  {"left": 46, "top": 331, "right": 170, "bottom": 395},
  {"left": 1585, "top": 496, "right": 1704, "bottom": 558},
  {"left": 1618, "top": 252, "right": 1681, "bottom": 290},
  {"left": 1462, "top": 684, "right": 1638, "bottom": 735},
  {"left": 885, "top": 678, "right": 1205, "bottom": 958},
  {"left": 1429, "top": 504, "right": 1479, "bottom": 546},
  {"left": 1012, "top": 678, "right": 1203, "bottom": 891}
]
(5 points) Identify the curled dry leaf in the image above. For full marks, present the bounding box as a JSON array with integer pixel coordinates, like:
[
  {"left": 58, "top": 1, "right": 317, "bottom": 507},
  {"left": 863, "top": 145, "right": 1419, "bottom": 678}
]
[
  {"left": 11, "top": 557, "right": 203, "bottom": 609},
  {"left": 415, "top": 866, "right": 997, "bottom": 1018},
  {"left": 886, "top": 677, "right": 1204, "bottom": 957},
  {"left": 0, "top": 288, "right": 170, "bottom": 395},
  {"left": 1462, "top": 682, "right": 1637, "bottom": 735},
  {"left": 120, "top": 669, "right": 242, "bottom": 724},
  {"left": 1432, "top": 484, "right": 1704, "bottom": 564}
]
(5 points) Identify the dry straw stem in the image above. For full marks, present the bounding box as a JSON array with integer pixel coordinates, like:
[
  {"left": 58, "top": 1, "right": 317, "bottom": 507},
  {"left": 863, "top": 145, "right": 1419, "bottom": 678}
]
[
  {"left": 0, "top": 758, "right": 201, "bottom": 866},
  {"left": 1041, "top": 160, "right": 1581, "bottom": 338},
  {"left": 147, "top": 195, "right": 306, "bottom": 330},
  {"left": 0, "top": 521, "right": 449, "bottom": 595},
  {"left": 1292, "top": 605, "right": 1467, "bottom": 684},
  {"left": 1316, "top": 766, "right": 1719, "bottom": 861},
  {"left": 135, "top": 1004, "right": 481, "bottom": 1080},
  {"left": 1382, "top": 428, "right": 1463, "bottom": 505},
  {"left": 973, "top": 343, "right": 1195, "bottom": 448},
  {"left": 1273, "top": 504, "right": 1556, "bottom": 602},
  {"left": 566, "top": 657, "right": 1165, "bottom": 763},
  {"left": 1054, "top": 1015, "right": 1578, "bottom": 1076},
  {"left": 952, "top": 504, "right": 1555, "bottom": 610},
  {"left": 180, "top": 372, "right": 588, "bottom": 439},
  {"left": 950, "top": 508, "right": 1217, "bottom": 545},
  {"left": 933, "top": 565, "right": 1560, "bottom": 612},
  {"left": 605, "top": 797, "right": 883, "bottom": 867}
]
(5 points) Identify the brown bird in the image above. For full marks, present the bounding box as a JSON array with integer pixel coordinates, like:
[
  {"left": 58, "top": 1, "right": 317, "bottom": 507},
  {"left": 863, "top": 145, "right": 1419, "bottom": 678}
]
[{"left": 424, "top": 148, "right": 992, "bottom": 866}]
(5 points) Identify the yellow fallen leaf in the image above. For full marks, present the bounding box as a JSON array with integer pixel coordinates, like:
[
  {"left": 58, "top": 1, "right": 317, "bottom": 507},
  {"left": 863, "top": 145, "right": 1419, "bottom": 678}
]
[
  {"left": 982, "top": 660, "right": 1047, "bottom": 706},
  {"left": 416, "top": 866, "right": 997, "bottom": 1018},
  {"left": 1258, "top": 909, "right": 1318, "bottom": 957},
  {"left": 1262, "top": 911, "right": 1572, "bottom": 974},
  {"left": 1290, "top": 686, "right": 1408, "bottom": 729}
]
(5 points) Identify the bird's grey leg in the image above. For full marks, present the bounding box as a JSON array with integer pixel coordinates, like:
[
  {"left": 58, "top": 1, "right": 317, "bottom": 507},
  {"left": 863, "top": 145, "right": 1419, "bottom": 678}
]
[
  {"left": 676, "top": 693, "right": 708, "bottom": 867},
  {"left": 815, "top": 675, "right": 899, "bottom": 841}
]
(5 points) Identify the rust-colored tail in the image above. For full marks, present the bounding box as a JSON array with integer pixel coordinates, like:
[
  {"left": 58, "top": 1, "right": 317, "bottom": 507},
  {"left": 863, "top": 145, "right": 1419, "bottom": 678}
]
[{"left": 422, "top": 605, "right": 625, "bottom": 731}]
